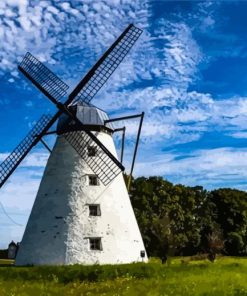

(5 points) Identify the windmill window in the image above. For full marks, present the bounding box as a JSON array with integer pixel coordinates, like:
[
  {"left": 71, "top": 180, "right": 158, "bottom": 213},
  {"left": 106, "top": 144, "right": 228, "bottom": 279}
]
[
  {"left": 89, "top": 204, "right": 101, "bottom": 216},
  {"left": 88, "top": 175, "right": 99, "bottom": 186},
  {"left": 89, "top": 238, "right": 102, "bottom": 250},
  {"left": 87, "top": 146, "right": 97, "bottom": 157}
]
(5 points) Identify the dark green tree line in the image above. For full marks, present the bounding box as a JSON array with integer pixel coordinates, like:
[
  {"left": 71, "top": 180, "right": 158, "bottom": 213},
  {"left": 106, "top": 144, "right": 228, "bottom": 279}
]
[{"left": 129, "top": 177, "right": 247, "bottom": 258}]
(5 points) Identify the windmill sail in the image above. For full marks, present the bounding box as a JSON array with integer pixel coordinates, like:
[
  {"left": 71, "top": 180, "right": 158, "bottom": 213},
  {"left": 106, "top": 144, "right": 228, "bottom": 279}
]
[
  {"left": 18, "top": 59, "right": 125, "bottom": 179},
  {"left": 64, "top": 131, "right": 122, "bottom": 186},
  {"left": 16, "top": 24, "right": 142, "bottom": 186},
  {"left": 18, "top": 52, "right": 69, "bottom": 103},
  {"left": 69, "top": 24, "right": 143, "bottom": 105},
  {"left": 0, "top": 114, "right": 55, "bottom": 188}
]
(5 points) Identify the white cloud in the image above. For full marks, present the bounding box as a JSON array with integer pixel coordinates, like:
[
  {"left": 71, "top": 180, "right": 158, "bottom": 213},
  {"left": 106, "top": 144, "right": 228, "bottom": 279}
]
[
  {"left": 0, "top": 150, "right": 49, "bottom": 246},
  {"left": 2, "top": 0, "right": 247, "bottom": 157},
  {"left": 189, "top": 1, "right": 219, "bottom": 32},
  {"left": 0, "top": 203, "right": 29, "bottom": 248},
  {"left": 0, "top": 0, "right": 210, "bottom": 146},
  {"left": 0, "top": 173, "right": 41, "bottom": 211},
  {"left": 231, "top": 131, "right": 247, "bottom": 139},
  {"left": 0, "top": 152, "right": 49, "bottom": 167},
  {"left": 0, "top": 167, "right": 44, "bottom": 247},
  {"left": 0, "top": 0, "right": 149, "bottom": 80},
  {"left": 135, "top": 147, "right": 247, "bottom": 190},
  {"left": 160, "top": 22, "right": 202, "bottom": 87}
]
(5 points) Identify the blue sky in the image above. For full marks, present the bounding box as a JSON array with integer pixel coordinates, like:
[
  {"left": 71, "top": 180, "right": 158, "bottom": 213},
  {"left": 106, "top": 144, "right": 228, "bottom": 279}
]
[{"left": 1, "top": 0, "right": 247, "bottom": 247}]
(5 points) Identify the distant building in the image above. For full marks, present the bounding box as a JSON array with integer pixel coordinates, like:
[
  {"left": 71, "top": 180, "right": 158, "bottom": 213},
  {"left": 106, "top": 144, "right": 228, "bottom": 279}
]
[{"left": 8, "top": 241, "right": 19, "bottom": 259}]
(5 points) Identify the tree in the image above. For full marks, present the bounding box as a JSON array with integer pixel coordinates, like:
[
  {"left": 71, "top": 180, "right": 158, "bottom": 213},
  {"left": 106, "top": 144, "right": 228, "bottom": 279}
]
[
  {"left": 207, "top": 225, "right": 224, "bottom": 261},
  {"left": 225, "top": 232, "right": 244, "bottom": 256},
  {"left": 210, "top": 188, "right": 247, "bottom": 256},
  {"left": 129, "top": 176, "right": 247, "bottom": 258},
  {"left": 130, "top": 176, "right": 174, "bottom": 257},
  {"left": 130, "top": 177, "right": 203, "bottom": 257}
]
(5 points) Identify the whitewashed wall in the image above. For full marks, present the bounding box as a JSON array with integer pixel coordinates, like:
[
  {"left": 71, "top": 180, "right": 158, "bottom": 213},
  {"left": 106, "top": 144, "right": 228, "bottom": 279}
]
[{"left": 15, "top": 131, "right": 147, "bottom": 265}]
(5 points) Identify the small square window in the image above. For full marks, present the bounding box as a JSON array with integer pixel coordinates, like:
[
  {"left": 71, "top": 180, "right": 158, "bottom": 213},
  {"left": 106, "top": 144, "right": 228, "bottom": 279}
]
[
  {"left": 87, "top": 146, "right": 97, "bottom": 157},
  {"left": 89, "top": 205, "right": 101, "bottom": 216},
  {"left": 89, "top": 238, "right": 102, "bottom": 250},
  {"left": 88, "top": 175, "right": 99, "bottom": 186}
]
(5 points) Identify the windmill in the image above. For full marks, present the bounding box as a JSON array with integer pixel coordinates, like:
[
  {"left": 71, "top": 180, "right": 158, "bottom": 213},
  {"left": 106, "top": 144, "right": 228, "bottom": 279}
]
[{"left": 0, "top": 24, "right": 148, "bottom": 265}]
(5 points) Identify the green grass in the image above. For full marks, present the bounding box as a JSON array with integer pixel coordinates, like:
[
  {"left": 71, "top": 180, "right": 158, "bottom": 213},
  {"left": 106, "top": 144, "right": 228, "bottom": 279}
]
[
  {"left": 0, "top": 257, "right": 247, "bottom": 295},
  {"left": 0, "top": 259, "right": 14, "bottom": 266}
]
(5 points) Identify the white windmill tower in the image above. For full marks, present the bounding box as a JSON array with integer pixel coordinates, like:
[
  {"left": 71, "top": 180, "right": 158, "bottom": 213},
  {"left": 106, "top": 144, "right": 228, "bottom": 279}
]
[{"left": 0, "top": 25, "right": 148, "bottom": 265}]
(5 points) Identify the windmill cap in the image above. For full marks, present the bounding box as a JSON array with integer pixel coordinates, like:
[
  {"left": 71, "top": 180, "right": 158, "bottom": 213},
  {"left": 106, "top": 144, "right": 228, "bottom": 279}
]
[{"left": 57, "top": 105, "right": 114, "bottom": 134}]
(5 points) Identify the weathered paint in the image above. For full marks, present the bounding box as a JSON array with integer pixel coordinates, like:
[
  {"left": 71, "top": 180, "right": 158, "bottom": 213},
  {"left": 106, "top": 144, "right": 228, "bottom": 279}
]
[{"left": 15, "top": 131, "right": 147, "bottom": 265}]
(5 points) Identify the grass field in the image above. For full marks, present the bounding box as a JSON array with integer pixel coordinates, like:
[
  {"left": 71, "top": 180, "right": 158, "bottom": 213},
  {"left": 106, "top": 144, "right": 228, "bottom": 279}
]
[
  {"left": 0, "top": 257, "right": 246, "bottom": 295},
  {"left": 0, "top": 259, "right": 14, "bottom": 266}
]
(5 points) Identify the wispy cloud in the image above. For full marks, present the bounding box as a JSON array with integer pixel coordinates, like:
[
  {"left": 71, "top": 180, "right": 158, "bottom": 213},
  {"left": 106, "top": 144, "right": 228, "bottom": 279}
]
[
  {"left": 231, "top": 131, "right": 247, "bottom": 139},
  {"left": 0, "top": 0, "right": 216, "bottom": 146},
  {"left": 0, "top": 151, "right": 49, "bottom": 167},
  {"left": 0, "top": 0, "right": 149, "bottom": 83},
  {"left": 0, "top": 152, "right": 48, "bottom": 220},
  {"left": 135, "top": 147, "right": 247, "bottom": 190},
  {"left": 0, "top": 204, "right": 28, "bottom": 248},
  {"left": 0, "top": 166, "right": 43, "bottom": 247}
]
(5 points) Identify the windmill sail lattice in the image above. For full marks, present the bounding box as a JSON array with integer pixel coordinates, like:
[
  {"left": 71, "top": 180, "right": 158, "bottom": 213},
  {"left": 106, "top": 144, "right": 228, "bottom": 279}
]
[
  {"left": 64, "top": 131, "right": 122, "bottom": 186},
  {"left": 17, "top": 25, "right": 143, "bottom": 185},
  {"left": 18, "top": 52, "right": 69, "bottom": 103},
  {"left": 69, "top": 24, "right": 142, "bottom": 104},
  {"left": 1, "top": 24, "right": 143, "bottom": 189},
  {"left": 18, "top": 55, "right": 125, "bottom": 184},
  {"left": 0, "top": 114, "right": 53, "bottom": 188}
]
